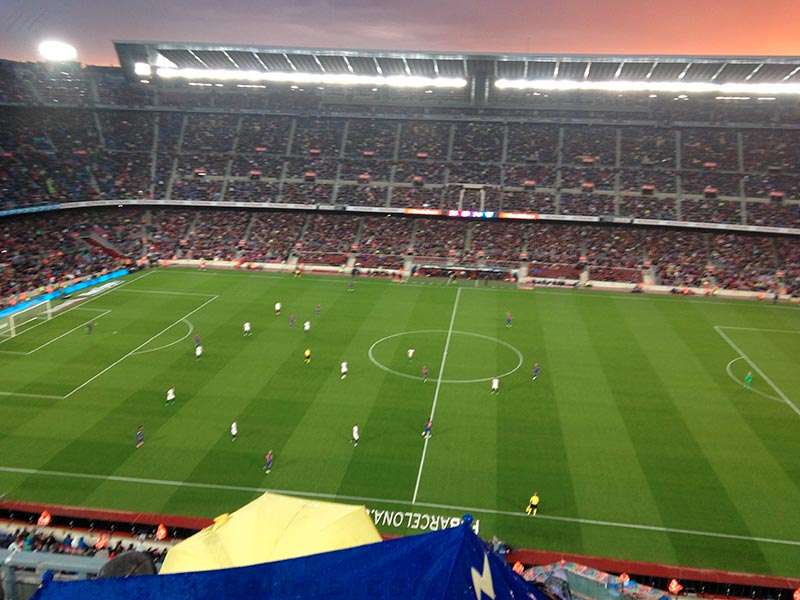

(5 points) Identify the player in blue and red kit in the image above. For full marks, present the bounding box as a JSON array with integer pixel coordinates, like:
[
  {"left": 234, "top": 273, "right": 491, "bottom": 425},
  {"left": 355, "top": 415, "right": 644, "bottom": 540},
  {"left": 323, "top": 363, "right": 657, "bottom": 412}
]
[
  {"left": 422, "top": 419, "right": 432, "bottom": 438},
  {"left": 421, "top": 365, "right": 429, "bottom": 382},
  {"left": 505, "top": 312, "right": 512, "bottom": 328},
  {"left": 289, "top": 315, "right": 295, "bottom": 327},
  {"left": 532, "top": 363, "right": 540, "bottom": 380},
  {"left": 194, "top": 334, "right": 201, "bottom": 347},
  {"left": 264, "top": 450, "right": 273, "bottom": 473},
  {"left": 135, "top": 426, "right": 144, "bottom": 448},
  {"left": 315, "top": 304, "right": 321, "bottom": 316}
]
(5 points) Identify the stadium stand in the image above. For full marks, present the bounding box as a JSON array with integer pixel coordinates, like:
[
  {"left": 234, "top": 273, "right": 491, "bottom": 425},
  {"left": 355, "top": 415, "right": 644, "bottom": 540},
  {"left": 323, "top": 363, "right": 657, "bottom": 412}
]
[{"left": 3, "top": 45, "right": 800, "bottom": 599}]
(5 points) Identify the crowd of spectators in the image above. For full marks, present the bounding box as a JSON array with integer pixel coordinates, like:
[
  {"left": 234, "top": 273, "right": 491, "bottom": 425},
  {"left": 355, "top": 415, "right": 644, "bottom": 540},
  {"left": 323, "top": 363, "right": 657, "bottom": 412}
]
[
  {"left": 339, "top": 159, "right": 392, "bottom": 182},
  {"left": 680, "top": 198, "right": 743, "bottom": 224},
  {"left": 451, "top": 122, "right": 504, "bottom": 161},
  {"left": 506, "top": 123, "right": 559, "bottom": 164},
  {"left": 681, "top": 127, "right": 739, "bottom": 170},
  {"left": 1, "top": 528, "right": 167, "bottom": 567},
  {"left": 3, "top": 60, "right": 800, "bottom": 299},
  {"left": 3, "top": 207, "right": 800, "bottom": 299},
  {"left": 746, "top": 202, "right": 800, "bottom": 228},
  {"left": 94, "top": 151, "right": 152, "bottom": 199},
  {"left": 294, "top": 214, "right": 359, "bottom": 264},
  {"left": 398, "top": 121, "right": 450, "bottom": 159},
  {"left": 680, "top": 171, "right": 741, "bottom": 196},
  {"left": 466, "top": 221, "right": 525, "bottom": 265},
  {"left": 345, "top": 119, "right": 398, "bottom": 159},
  {"left": 559, "top": 167, "right": 616, "bottom": 191},
  {"left": 182, "top": 210, "right": 251, "bottom": 260},
  {"left": 292, "top": 117, "right": 345, "bottom": 156},
  {"left": 1, "top": 105, "right": 800, "bottom": 230},
  {"left": 501, "top": 190, "right": 556, "bottom": 213},
  {"left": 619, "top": 169, "right": 677, "bottom": 194},
  {"left": 356, "top": 215, "right": 412, "bottom": 268},
  {"left": 411, "top": 219, "right": 467, "bottom": 261},
  {"left": 502, "top": 164, "right": 557, "bottom": 188},
  {"left": 225, "top": 180, "right": 280, "bottom": 203},
  {"left": 0, "top": 212, "right": 122, "bottom": 300},
  {"left": 393, "top": 161, "right": 447, "bottom": 184},
  {"left": 619, "top": 196, "right": 678, "bottom": 220},
  {"left": 620, "top": 127, "right": 676, "bottom": 168},
  {"left": 243, "top": 212, "right": 306, "bottom": 263},
  {"left": 337, "top": 184, "right": 388, "bottom": 207},
  {"left": 281, "top": 183, "right": 333, "bottom": 204},
  {"left": 560, "top": 193, "right": 615, "bottom": 216},
  {"left": 237, "top": 114, "right": 292, "bottom": 154},
  {"left": 561, "top": 125, "right": 617, "bottom": 165},
  {"left": 230, "top": 154, "right": 284, "bottom": 179}
]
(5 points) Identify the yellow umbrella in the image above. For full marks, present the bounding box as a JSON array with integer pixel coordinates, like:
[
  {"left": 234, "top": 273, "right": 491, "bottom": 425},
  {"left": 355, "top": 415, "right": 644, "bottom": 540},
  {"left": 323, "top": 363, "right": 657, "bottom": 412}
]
[{"left": 159, "top": 492, "right": 382, "bottom": 574}]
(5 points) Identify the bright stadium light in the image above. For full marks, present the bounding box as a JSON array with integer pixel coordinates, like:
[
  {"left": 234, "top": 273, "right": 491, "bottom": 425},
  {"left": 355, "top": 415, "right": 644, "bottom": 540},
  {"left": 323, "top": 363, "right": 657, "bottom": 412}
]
[
  {"left": 38, "top": 40, "right": 77, "bottom": 62},
  {"left": 134, "top": 62, "right": 152, "bottom": 76},
  {"left": 155, "top": 67, "right": 467, "bottom": 88},
  {"left": 494, "top": 78, "right": 800, "bottom": 96}
]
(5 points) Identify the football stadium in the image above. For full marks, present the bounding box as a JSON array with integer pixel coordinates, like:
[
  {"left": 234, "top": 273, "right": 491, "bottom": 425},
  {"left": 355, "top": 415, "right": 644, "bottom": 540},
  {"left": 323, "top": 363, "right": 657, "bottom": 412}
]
[{"left": 1, "top": 40, "right": 800, "bottom": 599}]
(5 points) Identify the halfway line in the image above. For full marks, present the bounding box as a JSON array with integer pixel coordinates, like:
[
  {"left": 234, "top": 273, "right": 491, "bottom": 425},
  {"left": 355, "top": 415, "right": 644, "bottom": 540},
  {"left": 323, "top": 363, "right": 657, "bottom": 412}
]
[{"left": 412, "top": 287, "right": 461, "bottom": 504}]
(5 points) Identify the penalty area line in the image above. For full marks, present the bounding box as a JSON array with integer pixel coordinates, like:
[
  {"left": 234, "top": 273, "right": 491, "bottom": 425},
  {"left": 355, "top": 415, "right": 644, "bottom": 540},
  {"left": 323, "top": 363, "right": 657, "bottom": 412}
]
[
  {"left": 64, "top": 296, "right": 217, "bottom": 399},
  {"left": 1, "top": 465, "right": 799, "bottom": 548},
  {"left": 714, "top": 326, "right": 800, "bottom": 419}
]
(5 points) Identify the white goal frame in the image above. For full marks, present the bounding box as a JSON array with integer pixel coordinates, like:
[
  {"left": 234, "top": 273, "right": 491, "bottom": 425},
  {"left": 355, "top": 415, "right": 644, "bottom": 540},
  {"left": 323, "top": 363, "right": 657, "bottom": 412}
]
[{"left": 0, "top": 300, "right": 52, "bottom": 339}]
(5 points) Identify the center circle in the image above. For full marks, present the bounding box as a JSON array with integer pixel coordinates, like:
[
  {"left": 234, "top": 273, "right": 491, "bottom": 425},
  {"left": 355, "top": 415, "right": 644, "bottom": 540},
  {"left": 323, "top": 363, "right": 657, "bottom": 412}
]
[{"left": 368, "top": 330, "right": 524, "bottom": 383}]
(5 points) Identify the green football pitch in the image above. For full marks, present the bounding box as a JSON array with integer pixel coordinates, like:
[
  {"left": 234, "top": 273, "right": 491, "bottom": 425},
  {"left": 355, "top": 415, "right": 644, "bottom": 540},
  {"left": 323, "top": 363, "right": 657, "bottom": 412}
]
[{"left": 1, "top": 268, "right": 799, "bottom": 577}]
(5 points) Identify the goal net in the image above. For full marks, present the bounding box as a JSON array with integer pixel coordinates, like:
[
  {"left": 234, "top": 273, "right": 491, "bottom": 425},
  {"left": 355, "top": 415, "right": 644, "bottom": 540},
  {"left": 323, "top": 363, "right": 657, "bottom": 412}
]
[{"left": 0, "top": 299, "right": 52, "bottom": 339}]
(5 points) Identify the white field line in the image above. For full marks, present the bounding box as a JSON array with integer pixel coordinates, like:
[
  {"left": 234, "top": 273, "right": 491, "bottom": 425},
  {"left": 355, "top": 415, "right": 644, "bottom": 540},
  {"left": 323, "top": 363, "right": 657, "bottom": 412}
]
[
  {"left": 1, "top": 465, "right": 798, "bottom": 547},
  {"left": 0, "top": 271, "right": 153, "bottom": 347},
  {"left": 716, "top": 326, "right": 800, "bottom": 334},
  {"left": 714, "top": 325, "right": 800, "bottom": 419},
  {"left": 131, "top": 319, "right": 193, "bottom": 355},
  {"left": 153, "top": 268, "right": 800, "bottom": 310},
  {"left": 117, "top": 289, "right": 218, "bottom": 298},
  {"left": 412, "top": 287, "right": 461, "bottom": 504},
  {"left": 64, "top": 296, "right": 218, "bottom": 399},
  {"left": 725, "top": 358, "right": 783, "bottom": 403},
  {"left": 0, "top": 392, "right": 63, "bottom": 400},
  {"left": 0, "top": 310, "right": 112, "bottom": 356}
]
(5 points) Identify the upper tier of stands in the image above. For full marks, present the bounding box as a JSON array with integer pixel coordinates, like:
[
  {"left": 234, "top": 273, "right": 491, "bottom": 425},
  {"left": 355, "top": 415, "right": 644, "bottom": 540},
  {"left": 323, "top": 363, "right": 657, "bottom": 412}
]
[{"left": 0, "top": 60, "right": 799, "bottom": 230}]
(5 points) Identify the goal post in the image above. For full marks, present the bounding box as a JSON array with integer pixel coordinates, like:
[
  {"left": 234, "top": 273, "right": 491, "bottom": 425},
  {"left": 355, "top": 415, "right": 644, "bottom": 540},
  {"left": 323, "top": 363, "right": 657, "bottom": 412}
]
[{"left": 0, "top": 299, "right": 52, "bottom": 339}]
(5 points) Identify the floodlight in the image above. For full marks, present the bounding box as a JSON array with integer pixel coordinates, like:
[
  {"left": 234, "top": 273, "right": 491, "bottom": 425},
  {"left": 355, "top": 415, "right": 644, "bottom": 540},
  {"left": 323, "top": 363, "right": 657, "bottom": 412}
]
[
  {"left": 494, "top": 78, "right": 800, "bottom": 96},
  {"left": 134, "top": 62, "right": 152, "bottom": 76},
  {"left": 155, "top": 67, "right": 467, "bottom": 88},
  {"left": 38, "top": 40, "right": 77, "bottom": 62}
]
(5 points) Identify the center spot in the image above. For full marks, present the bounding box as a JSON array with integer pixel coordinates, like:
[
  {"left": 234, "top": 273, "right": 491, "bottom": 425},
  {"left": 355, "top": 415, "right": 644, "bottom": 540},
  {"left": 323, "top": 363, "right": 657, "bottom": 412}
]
[{"left": 368, "top": 330, "right": 524, "bottom": 384}]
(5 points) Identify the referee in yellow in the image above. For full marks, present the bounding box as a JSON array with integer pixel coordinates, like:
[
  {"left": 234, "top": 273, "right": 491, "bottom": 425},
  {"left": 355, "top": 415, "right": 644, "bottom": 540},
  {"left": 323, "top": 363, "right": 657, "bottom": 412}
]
[{"left": 526, "top": 492, "right": 540, "bottom": 516}]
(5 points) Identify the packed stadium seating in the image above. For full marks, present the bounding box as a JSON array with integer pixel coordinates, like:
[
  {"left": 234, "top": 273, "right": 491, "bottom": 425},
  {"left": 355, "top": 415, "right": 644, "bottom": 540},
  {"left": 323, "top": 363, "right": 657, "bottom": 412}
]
[{"left": 1, "top": 58, "right": 800, "bottom": 302}]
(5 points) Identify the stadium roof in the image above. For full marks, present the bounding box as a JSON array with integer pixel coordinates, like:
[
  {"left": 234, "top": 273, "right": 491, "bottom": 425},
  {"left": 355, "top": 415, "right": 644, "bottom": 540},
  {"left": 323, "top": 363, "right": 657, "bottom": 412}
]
[{"left": 115, "top": 40, "right": 800, "bottom": 87}]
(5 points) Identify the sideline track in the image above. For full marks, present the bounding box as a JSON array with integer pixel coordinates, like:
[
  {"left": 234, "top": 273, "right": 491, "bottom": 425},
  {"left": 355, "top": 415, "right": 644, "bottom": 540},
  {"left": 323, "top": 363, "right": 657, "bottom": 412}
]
[{"left": 0, "top": 465, "right": 798, "bottom": 548}]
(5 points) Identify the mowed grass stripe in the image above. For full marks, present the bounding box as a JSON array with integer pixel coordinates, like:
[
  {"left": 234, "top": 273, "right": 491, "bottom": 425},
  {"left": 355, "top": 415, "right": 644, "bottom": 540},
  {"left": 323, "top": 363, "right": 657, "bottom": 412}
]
[
  {"left": 532, "top": 294, "right": 677, "bottom": 563},
  {"left": 490, "top": 289, "right": 587, "bottom": 553},
  {"left": 648, "top": 301, "right": 800, "bottom": 577},
  {"left": 586, "top": 297, "right": 772, "bottom": 573},
  {"left": 336, "top": 284, "right": 448, "bottom": 501},
  {"left": 2, "top": 271, "right": 800, "bottom": 576},
  {"left": 650, "top": 300, "right": 800, "bottom": 574},
  {"left": 152, "top": 277, "right": 349, "bottom": 502},
  {"left": 406, "top": 287, "right": 501, "bottom": 508},
  {"left": 0, "top": 293, "right": 206, "bottom": 465}
]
